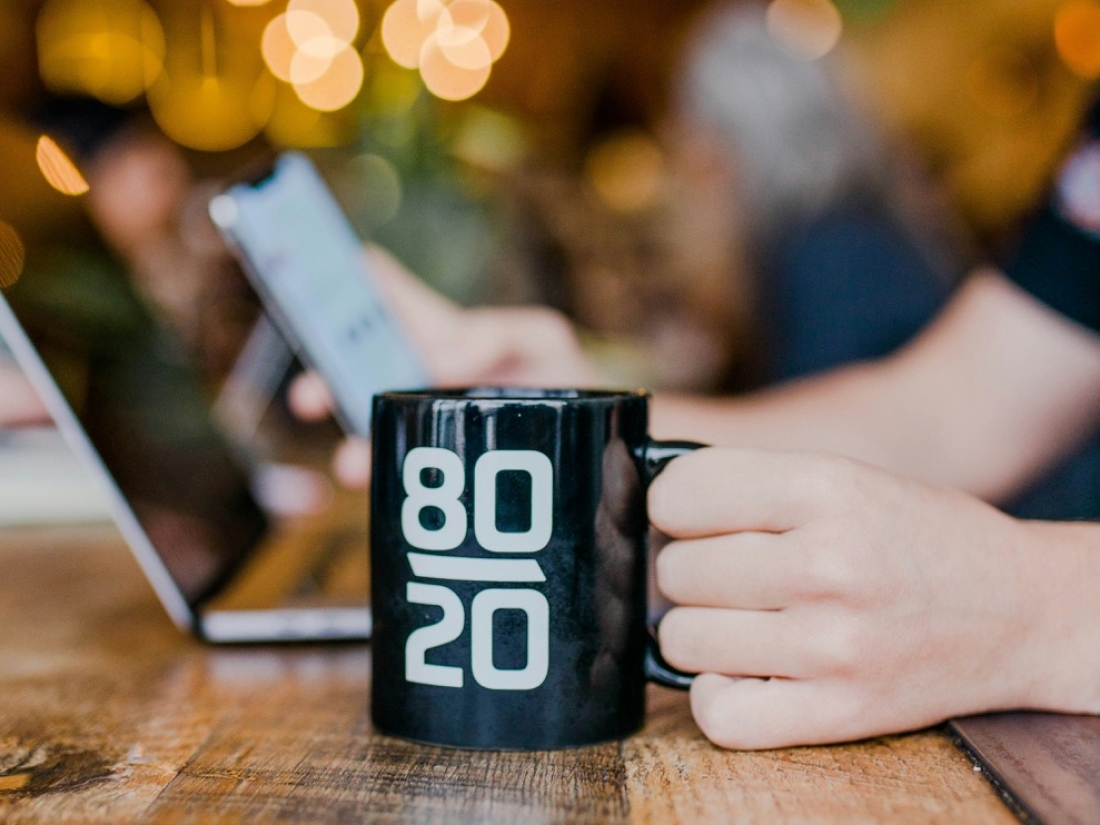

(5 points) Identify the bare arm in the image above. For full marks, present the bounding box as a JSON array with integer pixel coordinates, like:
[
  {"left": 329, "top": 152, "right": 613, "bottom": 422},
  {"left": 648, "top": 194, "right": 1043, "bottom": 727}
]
[{"left": 652, "top": 270, "right": 1100, "bottom": 502}]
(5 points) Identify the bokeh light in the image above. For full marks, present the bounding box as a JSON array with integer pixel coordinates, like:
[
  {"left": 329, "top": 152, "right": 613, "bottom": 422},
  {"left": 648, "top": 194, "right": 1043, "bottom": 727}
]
[
  {"left": 225, "top": 0, "right": 273, "bottom": 6},
  {"left": 435, "top": 25, "right": 493, "bottom": 72},
  {"left": 381, "top": 0, "right": 446, "bottom": 69},
  {"left": 1055, "top": 0, "right": 1100, "bottom": 79},
  {"left": 0, "top": 222, "right": 26, "bottom": 289},
  {"left": 451, "top": 106, "right": 526, "bottom": 171},
  {"left": 36, "top": 135, "right": 90, "bottom": 196},
  {"left": 342, "top": 153, "right": 404, "bottom": 226},
  {"left": 149, "top": 6, "right": 274, "bottom": 151},
  {"left": 263, "top": 0, "right": 363, "bottom": 112},
  {"left": 290, "top": 36, "right": 344, "bottom": 84},
  {"left": 285, "top": 8, "right": 337, "bottom": 51},
  {"left": 586, "top": 131, "right": 665, "bottom": 214},
  {"left": 419, "top": 33, "right": 491, "bottom": 100},
  {"left": 149, "top": 73, "right": 275, "bottom": 151},
  {"left": 381, "top": 0, "right": 509, "bottom": 101},
  {"left": 443, "top": 0, "right": 491, "bottom": 35},
  {"left": 765, "top": 0, "right": 844, "bottom": 62},
  {"left": 453, "top": 0, "right": 509, "bottom": 62},
  {"left": 36, "top": 0, "right": 165, "bottom": 105},
  {"left": 292, "top": 45, "right": 364, "bottom": 111},
  {"left": 288, "top": 0, "right": 359, "bottom": 44},
  {"left": 262, "top": 13, "right": 299, "bottom": 81}
]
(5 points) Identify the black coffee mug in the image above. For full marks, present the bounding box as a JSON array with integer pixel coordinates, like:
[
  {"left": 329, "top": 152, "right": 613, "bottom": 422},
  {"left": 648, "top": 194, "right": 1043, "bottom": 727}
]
[{"left": 370, "top": 388, "right": 700, "bottom": 750}]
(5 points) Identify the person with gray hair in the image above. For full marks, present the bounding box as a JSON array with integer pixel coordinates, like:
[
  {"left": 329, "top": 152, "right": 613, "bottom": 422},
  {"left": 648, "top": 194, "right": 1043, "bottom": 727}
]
[
  {"left": 673, "top": 3, "right": 956, "bottom": 386},
  {"left": 678, "top": 3, "right": 884, "bottom": 244}
]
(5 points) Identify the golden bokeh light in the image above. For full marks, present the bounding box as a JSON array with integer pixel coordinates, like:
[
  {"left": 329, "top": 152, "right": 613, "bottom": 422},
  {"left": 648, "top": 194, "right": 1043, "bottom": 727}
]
[
  {"left": 36, "top": 135, "right": 90, "bottom": 196},
  {"left": 436, "top": 24, "right": 493, "bottom": 71},
  {"left": 225, "top": 0, "right": 273, "bottom": 6},
  {"left": 443, "top": 0, "right": 491, "bottom": 35},
  {"left": 381, "top": 0, "right": 509, "bottom": 100},
  {"left": 457, "top": 0, "right": 509, "bottom": 63},
  {"left": 419, "top": 33, "right": 491, "bottom": 100},
  {"left": 293, "top": 45, "right": 364, "bottom": 111},
  {"left": 288, "top": 0, "right": 359, "bottom": 45},
  {"left": 37, "top": 0, "right": 165, "bottom": 105},
  {"left": 291, "top": 38, "right": 345, "bottom": 83},
  {"left": 586, "top": 131, "right": 666, "bottom": 214},
  {"left": 149, "top": 73, "right": 275, "bottom": 152},
  {"left": 296, "top": 31, "right": 345, "bottom": 60},
  {"left": 285, "top": 8, "right": 335, "bottom": 50},
  {"left": 263, "top": 0, "right": 362, "bottom": 112},
  {"left": 765, "top": 0, "right": 843, "bottom": 62},
  {"left": 0, "top": 222, "right": 27, "bottom": 289},
  {"left": 262, "top": 13, "right": 298, "bottom": 81},
  {"left": 381, "top": 0, "right": 446, "bottom": 69},
  {"left": 149, "top": 5, "right": 274, "bottom": 151},
  {"left": 1055, "top": 0, "right": 1100, "bottom": 79},
  {"left": 451, "top": 105, "right": 526, "bottom": 170}
]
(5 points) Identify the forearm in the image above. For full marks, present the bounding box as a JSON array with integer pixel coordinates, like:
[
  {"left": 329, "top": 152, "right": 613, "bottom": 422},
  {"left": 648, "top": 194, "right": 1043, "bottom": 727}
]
[
  {"left": 651, "top": 348, "right": 1057, "bottom": 501},
  {"left": 651, "top": 361, "right": 895, "bottom": 469},
  {"left": 654, "top": 273, "right": 1100, "bottom": 502},
  {"left": 1013, "top": 518, "right": 1100, "bottom": 714}
]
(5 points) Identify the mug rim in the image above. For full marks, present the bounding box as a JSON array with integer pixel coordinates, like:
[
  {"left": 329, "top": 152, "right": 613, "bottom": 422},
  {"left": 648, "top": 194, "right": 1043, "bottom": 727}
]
[{"left": 376, "top": 387, "right": 649, "bottom": 403}]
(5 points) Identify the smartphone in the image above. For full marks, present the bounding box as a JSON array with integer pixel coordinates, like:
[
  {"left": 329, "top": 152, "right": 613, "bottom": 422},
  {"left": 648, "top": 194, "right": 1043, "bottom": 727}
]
[{"left": 209, "top": 152, "right": 427, "bottom": 436}]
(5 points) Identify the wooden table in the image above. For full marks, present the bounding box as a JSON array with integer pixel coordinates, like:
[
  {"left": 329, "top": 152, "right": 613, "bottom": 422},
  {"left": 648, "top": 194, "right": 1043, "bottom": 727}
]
[{"left": 0, "top": 527, "right": 1015, "bottom": 824}]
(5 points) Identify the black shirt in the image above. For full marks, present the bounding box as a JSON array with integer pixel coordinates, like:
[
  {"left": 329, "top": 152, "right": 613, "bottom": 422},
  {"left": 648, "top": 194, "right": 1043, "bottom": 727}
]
[{"left": 1006, "top": 96, "right": 1100, "bottom": 332}]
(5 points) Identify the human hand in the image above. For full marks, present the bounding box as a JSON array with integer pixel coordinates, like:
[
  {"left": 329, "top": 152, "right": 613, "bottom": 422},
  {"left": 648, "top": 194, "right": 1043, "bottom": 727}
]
[
  {"left": 649, "top": 447, "right": 1100, "bottom": 749},
  {"left": 288, "top": 246, "right": 607, "bottom": 487}
]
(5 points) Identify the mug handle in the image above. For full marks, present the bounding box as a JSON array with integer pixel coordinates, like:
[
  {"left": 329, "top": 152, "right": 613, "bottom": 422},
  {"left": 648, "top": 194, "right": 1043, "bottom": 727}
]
[{"left": 638, "top": 439, "right": 707, "bottom": 690}]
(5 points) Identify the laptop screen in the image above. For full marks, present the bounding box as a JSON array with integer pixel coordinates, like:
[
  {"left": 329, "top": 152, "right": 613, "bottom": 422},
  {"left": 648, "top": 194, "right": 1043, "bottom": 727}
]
[{"left": 1, "top": 234, "right": 269, "bottom": 606}]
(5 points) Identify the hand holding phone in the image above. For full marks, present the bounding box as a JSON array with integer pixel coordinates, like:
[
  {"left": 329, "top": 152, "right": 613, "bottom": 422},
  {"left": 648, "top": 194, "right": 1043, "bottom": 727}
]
[{"left": 209, "top": 152, "right": 427, "bottom": 436}]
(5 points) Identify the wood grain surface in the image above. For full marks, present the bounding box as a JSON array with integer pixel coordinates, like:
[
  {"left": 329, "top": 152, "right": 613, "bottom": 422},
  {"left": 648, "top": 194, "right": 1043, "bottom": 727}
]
[{"left": 0, "top": 527, "right": 1016, "bottom": 824}]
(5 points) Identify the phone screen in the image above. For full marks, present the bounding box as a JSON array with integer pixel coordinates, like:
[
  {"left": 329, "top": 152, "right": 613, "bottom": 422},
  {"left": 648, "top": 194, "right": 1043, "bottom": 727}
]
[{"left": 210, "top": 152, "right": 427, "bottom": 435}]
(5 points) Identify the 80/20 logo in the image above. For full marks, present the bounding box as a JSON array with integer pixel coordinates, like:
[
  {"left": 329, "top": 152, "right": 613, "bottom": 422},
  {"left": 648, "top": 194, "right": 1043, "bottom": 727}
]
[{"left": 401, "top": 447, "right": 552, "bottom": 691}]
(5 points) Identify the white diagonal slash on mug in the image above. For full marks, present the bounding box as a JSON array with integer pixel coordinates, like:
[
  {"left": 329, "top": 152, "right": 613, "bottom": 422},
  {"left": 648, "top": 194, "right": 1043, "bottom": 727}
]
[{"left": 407, "top": 552, "right": 547, "bottom": 583}]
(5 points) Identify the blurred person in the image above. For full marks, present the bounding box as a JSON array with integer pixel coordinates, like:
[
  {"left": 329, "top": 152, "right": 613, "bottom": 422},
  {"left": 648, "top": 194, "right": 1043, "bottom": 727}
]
[
  {"left": 672, "top": 5, "right": 959, "bottom": 387},
  {"left": 33, "top": 95, "right": 256, "bottom": 384},
  {"left": 0, "top": 96, "right": 252, "bottom": 425},
  {"left": 82, "top": 120, "right": 255, "bottom": 383}
]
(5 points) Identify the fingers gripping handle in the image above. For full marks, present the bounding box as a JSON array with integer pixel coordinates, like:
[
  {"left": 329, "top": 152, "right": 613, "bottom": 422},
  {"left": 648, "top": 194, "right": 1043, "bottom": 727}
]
[{"left": 639, "top": 440, "right": 706, "bottom": 690}]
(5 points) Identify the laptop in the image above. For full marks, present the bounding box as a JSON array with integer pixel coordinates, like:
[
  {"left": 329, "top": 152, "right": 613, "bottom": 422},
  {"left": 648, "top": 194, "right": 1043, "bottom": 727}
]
[{"left": 0, "top": 248, "right": 371, "bottom": 643}]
